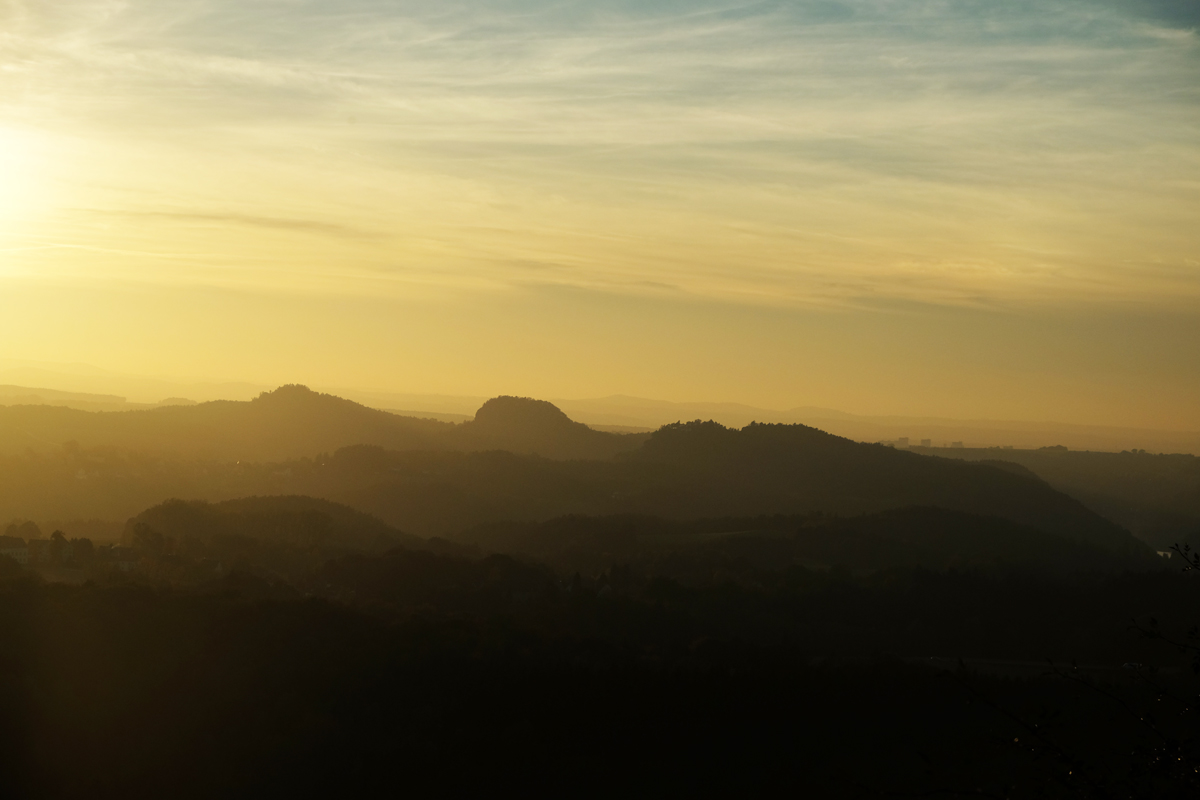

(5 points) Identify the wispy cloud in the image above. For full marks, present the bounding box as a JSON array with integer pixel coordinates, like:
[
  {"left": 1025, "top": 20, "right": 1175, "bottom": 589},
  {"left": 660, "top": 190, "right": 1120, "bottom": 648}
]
[
  {"left": 0, "top": 0, "right": 1197, "bottom": 307},
  {"left": 82, "top": 209, "right": 380, "bottom": 240}
]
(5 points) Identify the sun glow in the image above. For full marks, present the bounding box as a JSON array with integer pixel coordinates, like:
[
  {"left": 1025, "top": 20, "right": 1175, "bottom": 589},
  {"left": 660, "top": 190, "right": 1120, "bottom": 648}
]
[
  {"left": 0, "top": 1, "right": 1196, "bottom": 428},
  {"left": 0, "top": 126, "right": 51, "bottom": 230}
]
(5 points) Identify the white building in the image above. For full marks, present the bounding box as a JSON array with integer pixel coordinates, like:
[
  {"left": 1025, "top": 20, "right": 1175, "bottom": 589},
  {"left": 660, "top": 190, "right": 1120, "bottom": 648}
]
[{"left": 0, "top": 537, "right": 29, "bottom": 565}]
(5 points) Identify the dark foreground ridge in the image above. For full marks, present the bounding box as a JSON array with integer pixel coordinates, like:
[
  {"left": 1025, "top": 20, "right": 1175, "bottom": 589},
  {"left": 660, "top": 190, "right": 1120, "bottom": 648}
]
[
  {"left": 453, "top": 507, "right": 1145, "bottom": 577},
  {"left": 0, "top": 512, "right": 1195, "bottom": 797}
]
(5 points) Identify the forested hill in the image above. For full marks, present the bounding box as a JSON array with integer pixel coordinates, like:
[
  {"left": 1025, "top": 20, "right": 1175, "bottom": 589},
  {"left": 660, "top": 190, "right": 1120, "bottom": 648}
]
[
  {"left": 0, "top": 386, "right": 646, "bottom": 462},
  {"left": 0, "top": 394, "right": 1148, "bottom": 556},
  {"left": 452, "top": 508, "right": 1151, "bottom": 576},
  {"left": 920, "top": 445, "right": 1200, "bottom": 551},
  {"left": 278, "top": 432, "right": 1144, "bottom": 555},
  {"left": 624, "top": 421, "right": 1142, "bottom": 553},
  {"left": 445, "top": 395, "right": 644, "bottom": 460},
  {"left": 127, "top": 496, "right": 426, "bottom": 554},
  {"left": 0, "top": 385, "right": 447, "bottom": 460}
]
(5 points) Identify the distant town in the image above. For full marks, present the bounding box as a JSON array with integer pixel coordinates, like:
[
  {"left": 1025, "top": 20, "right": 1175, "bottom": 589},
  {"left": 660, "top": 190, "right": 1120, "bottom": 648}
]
[{"left": 0, "top": 521, "right": 136, "bottom": 575}]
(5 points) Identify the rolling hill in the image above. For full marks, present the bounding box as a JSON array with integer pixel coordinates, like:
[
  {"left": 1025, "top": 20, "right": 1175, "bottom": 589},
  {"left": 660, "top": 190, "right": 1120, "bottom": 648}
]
[
  {"left": 295, "top": 423, "right": 1146, "bottom": 556},
  {"left": 923, "top": 446, "right": 1200, "bottom": 550},
  {"left": 0, "top": 389, "right": 1150, "bottom": 560},
  {"left": 126, "top": 495, "right": 424, "bottom": 553},
  {"left": 0, "top": 386, "right": 644, "bottom": 462},
  {"left": 0, "top": 385, "right": 448, "bottom": 461}
]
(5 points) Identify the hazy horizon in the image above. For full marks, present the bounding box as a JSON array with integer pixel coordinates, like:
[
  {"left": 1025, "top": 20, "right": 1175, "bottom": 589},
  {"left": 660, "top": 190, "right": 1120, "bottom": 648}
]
[
  {"left": 5, "top": 354, "right": 1200, "bottom": 429},
  {"left": 3, "top": 356, "right": 1199, "bottom": 456}
]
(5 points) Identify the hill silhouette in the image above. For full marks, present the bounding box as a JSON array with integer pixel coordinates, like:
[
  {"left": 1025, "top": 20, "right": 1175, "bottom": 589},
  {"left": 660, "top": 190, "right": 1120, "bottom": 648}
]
[
  {"left": 291, "top": 425, "right": 1144, "bottom": 556},
  {"left": 619, "top": 421, "right": 1139, "bottom": 552},
  {"left": 447, "top": 395, "right": 646, "bottom": 459},
  {"left": 126, "top": 495, "right": 424, "bottom": 554},
  {"left": 0, "top": 386, "right": 643, "bottom": 462},
  {"left": 0, "top": 394, "right": 1148, "bottom": 557},
  {"left": 924, "top": 446, "right": 1200, "bottom": 551}
]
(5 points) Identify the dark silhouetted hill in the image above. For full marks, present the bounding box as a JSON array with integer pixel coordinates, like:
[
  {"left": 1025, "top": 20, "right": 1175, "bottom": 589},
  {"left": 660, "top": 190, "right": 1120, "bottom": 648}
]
[
  {"left": 0, "top": 403, "right": 1149, "bottom": 558},
  {"left": 924, "top": 445, "right": 1200, "bottom": 550},
  {"left": 292, "top": 424, "right": 1145, "bottom": 557},
  {"left": 126, "top": 495, "right": 423, "bottom": 553},
  {"left": 447, "top": 395, "right": 647, "bottom": 459},
  {"left": 619, "top": 421, "right": 1141, "bottom": 553}
]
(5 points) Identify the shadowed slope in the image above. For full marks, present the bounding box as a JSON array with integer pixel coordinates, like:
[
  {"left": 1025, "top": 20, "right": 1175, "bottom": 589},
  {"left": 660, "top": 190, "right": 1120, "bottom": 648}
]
[
  {"left": 127, "top": 495, "right": 424, "bottom": 553},
  {"left": 0, "top": 398, "right": 1148, "bottom": 557},
  {"left": 453, "top": 508, "right": 1151, "bottom": 577},
  {"left": 924, "top": 446, "right": 1200, "bottom": 551},
  {"left": 624, "top": 421, "right": 1142, "bottom": 552},
  {"left": 0, "top": 385, "right": 449, "bottom": 461},
  {"left": 302, "top": 422, "right": 1146, "bottom": 556}
]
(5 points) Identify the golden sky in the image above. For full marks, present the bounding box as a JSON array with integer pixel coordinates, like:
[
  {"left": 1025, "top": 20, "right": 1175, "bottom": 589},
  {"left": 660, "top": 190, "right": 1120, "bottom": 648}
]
[{"left": 1, "top": 1, "right": 1197, "bottom": 428}]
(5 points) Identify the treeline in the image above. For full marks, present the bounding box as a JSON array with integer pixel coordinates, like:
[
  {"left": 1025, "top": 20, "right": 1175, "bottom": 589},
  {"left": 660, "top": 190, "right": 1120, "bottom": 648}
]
[
  {"left": 0, "top": 436, "right": 1145, "bottom": 559},
  {"left": 0, "top": 489, "right": 1196, "bottom": 796},
  {"left": 452, "top": 508, "right": 1151, "bottom": 578},
  {"left": 0, "top": 559, "right": 1196, "bottom": 797},
  {"left": 930, "top": 446, "right": 1200, "bottom": 550}
]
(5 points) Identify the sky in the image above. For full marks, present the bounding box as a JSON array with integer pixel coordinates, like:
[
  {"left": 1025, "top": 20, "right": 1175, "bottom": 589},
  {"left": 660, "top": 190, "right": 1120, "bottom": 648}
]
[{"left": 0, "top": 1, "right": 1197, "bottom": 428}]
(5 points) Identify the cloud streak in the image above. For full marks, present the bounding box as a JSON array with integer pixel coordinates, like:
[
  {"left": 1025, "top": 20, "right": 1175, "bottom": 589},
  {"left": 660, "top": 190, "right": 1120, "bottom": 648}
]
[
  {"left": 0, "top": 0, "right": 1197, "bottom": 308},
  {"left": 83, "top": 209, "right": 380, "bottom": 240}
]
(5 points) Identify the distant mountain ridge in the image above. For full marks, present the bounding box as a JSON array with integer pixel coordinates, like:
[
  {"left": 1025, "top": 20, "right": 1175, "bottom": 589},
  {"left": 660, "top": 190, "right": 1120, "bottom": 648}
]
[
  {"left": 0, "top": 384, "right": 196, "bottom": 413},
  {"left": 0, "top": 386, "right": 1152, "bottom": 557},
  {"left": 289, "top": 422, "right": 1145, "bottom": 555},
  {"left": 925, "top": 446, "right": 1200, "bottom": 551},
  {"left": 0, "top": 385, "right": 451, "bottom": 461},
  {"left": 5, "top": 374, "right": 1194, "bottom": 453},
  {"left": 553, "top": 395, "right": 1200, "bottom": 454},
  {"left": 624, "top": 420, "right": 1139, "bottom": 553},
  {"left": 0, "top": 385, "right": 647, "bottom": 462}
]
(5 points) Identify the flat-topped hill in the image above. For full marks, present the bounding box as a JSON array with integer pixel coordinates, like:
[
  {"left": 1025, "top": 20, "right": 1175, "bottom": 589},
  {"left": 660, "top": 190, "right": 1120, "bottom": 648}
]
[{"left": 447, "top": 395, "right": 643, "bottom": 460}]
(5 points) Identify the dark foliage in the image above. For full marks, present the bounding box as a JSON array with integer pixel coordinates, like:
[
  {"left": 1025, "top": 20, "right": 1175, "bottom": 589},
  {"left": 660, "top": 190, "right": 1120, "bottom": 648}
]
[
  {"left": 455, "top": 508, "right": 1151, "bottom": 579},
  {"left": 126, "top": 495, "right": 423, "bottom": 553},
  {"left": 0, "top": 557, "right": 1196, "bottom": 798},
  {"left": 929, "top": 446, "right": 1200, "bottom": 550}
]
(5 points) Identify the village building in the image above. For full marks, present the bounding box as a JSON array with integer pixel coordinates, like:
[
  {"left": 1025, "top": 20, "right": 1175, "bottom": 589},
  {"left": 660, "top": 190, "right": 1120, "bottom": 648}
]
[{"left": 0, "top": 536, "right": 29, "bottom": 565}]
